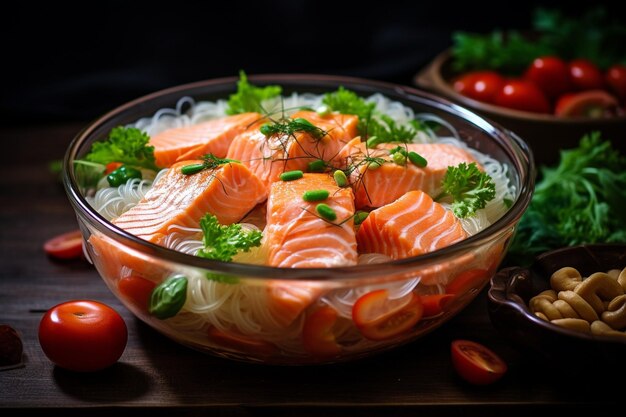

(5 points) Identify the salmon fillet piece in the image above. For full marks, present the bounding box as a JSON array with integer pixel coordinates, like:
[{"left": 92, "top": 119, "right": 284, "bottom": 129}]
[
  {"left": 339, "top": 139, "right": 479, "bottom": 208},
  {"left": 149, "top": 113, "right": 260, "bottom": 168},
  {"left": 356, "top": 190, "right": 467, "bottom": 259},
  {"left": 226, "top": 111, "right": 358, "bottom": 189}
]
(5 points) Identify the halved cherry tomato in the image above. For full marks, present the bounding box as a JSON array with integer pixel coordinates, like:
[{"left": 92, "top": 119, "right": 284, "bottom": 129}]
[
  {"left": 569, "top": 59, "right": 605, "bottom": 91},
  {"left": 524, "top": 56, "right": 572, "bottom": 99},
  {"left": 421, "top": 294, "right": 455, "bottom": 317},
  {"left": 446, "top": 269, "right": 488, "bottom": 295},
  {"left": 207, "top": 327, "right": 277, "bottom": 356},
  {"left": 43, "top": 230, "right": 83, "bottom": 260},
  {"left": 118, "top": 275, "right": 156, "bottom": 312},
  {"left": 451, "top": 340, "right": 507, "bottom": 385},
  {"left": 605, "top": 64, "right": 626, "bottom": 102},
  {"left": 453, "top": 71, "right": 505, "bottom": 104},
  {"left": 105, "top": 162, "right": 123, "bottom": 175},
  {"left": 38, "top": 300, "right": 127, "bottom": 372},
  {"left": 352, "top": 290, "right": 423, "bottom": 341},
  {"left": 555, "top": 90, "right": 619, "bottom": 118},
  {"left": 302, "top": 306, "right": 341, "bottom": 356},
  {"left": 493, "top": 80, "right": 550, "bottom": 114}
]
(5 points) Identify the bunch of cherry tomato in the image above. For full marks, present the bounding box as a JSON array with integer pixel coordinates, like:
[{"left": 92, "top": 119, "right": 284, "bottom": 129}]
[{"left": 453, "top": 57, "right": 626, "bottom": 117}]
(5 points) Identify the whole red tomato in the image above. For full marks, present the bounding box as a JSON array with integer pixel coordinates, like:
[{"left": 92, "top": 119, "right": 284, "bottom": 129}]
[
  {"left": 606, "top": 64, "right": 626, "bottom": 102},
  {"left": 38, "top": 300, "right": 127, "bottom": 372},
  {"left": 524, "top": 56, "right": 571, "bottom": 99},
  {"left": 453, "top": 71, "right": 505, "bottom": 104},
  {"left": 494, "top": 80, "right": 551, "bottom": 113},
  {"left": 569, "top": 59, "right": 605, "bottom": 91},
  {"left": 555, "top": 90, "right": 619, "bottom": 118}
]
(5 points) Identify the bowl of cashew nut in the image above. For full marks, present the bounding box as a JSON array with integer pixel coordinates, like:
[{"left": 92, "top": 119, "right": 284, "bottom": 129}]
[{"left": 488, "top": 244, "right": 626, "bottom": 372}]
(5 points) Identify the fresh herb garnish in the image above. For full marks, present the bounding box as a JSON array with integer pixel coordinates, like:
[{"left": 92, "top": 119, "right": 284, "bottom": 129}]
[
  {"left": 149, "top": 275, "right": 188, "bottom": 320},
  {"left": 226, "top": 70, "right": 282, "bottom": 115},
  {"left": 507, "top": 132, "right": 626, "bottom": 266},
  {"left": 197, "top": 214, "right": 262, "bottom": 262},
  {"left": 83, "top": 126, "right": 159, "bottom": 171},
  {"left": 436, "top": 162, "right": 496, "bottom": 218},
  {"left": 260, "top": 117, "right": 327, "bottom": 140},
  {"left": 181, "top": 154, "right": 240, "bottom": 175}
]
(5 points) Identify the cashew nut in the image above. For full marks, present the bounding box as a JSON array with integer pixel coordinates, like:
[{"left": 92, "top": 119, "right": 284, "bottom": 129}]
[
  {"left": 552, "top": 300, "right": 579, "bottom": 319},
  {"left": 591, "top": 320, "right": 626, "bottom": 341},
  {"left": 529, "top": 297, "right": 563, "bottom": 321},
  {"left": 558, "top": 291, "right": 598, "bottom": 322},
  {"left": 535, "top": 289, "right": 557, "bottom": 303},
  {"left": 618, "top": 268, "right": 626, "bottom": 292},
  {"left": 574, "top": 272, "right": 624, "bottom": 315},
  {"left": 551, "top": 318, "right": 591, "bottom": 333},
  {"left": 535, "top": 312, "right": 549, "bottom": 321},
  {"left": 550, "top": 267, "right": 583, "bottom": 292},
  {"left": 601, "top": 294, "right": 626, "bottom": 330},
  {"left": 607, "top": 269, "right": 621, "bottom": 280}
]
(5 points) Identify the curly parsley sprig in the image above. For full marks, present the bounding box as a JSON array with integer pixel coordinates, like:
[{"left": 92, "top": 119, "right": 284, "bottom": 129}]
[{"left": 436, "top": 162, "right": 496, "bottom": 218}]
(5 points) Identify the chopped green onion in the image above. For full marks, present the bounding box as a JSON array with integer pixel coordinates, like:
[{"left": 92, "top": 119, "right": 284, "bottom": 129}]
[
  {"left": 259, "top": 124, "right": 273, "bottom": 136},
  {"left": 333, "top": 170, "right": 348, "bottom": 187},
  {"left": 392, "top": 152, "right": 406, "bottom": 166},
  {"left": 180, "top": 163, "right": 206, "bottom": 175},
  {"left": 316, "top": 104, "right": 331, "bottom": 116},
  {"left": 293, "top": 117, "right": 315, "bottom": 128},
  {"left": 389, "top": 146, "right": 408, "bottom": 156},
  {"left": 316, "top": 203, "right": 337, "bottom": 221},
  {"left": 303, "top": 189, "right": 330, "bottom": 202},
  {"left": 354, "top": 211, "right": 369, "bottom": 225},
  {"left": 367, "top": 160, "right": 383, "bottom": 170},
  {"left": 280, "top": 170, "right": 304, "bottom": 181},
  {"left": 408, "top": 151, "right": 428, "bottom": 168},
  {"left": 366, "top": 136, "right": 381, "bottom": 149},
  {"left": 308, "top": 159, "right": 326, "bottom": 172}
]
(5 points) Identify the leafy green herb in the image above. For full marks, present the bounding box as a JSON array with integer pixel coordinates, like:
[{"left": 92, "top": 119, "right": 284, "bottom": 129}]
[
  {"left": 197, "top": 214, "right": 262, "bottom": 262},
  {"left": 83, "top": 126, "right": 159, "bottom": 171},
  {"left": 436, "top": 162, "right": 496, "bottom": 218},
  {"left": 507, "top": 132, "right": 626, "bottom": 266},
  {"left": 180, "top": 154, "right": 239, "bottom": 175},
  {"left": 149, "top": 275, "right": 187, "bottom": 320},
  {"left": 226, "top": 70, "right": 282, "bottom": 115},
  {"left": 260, "top": 117, "right": 327, "bottom": 140}
]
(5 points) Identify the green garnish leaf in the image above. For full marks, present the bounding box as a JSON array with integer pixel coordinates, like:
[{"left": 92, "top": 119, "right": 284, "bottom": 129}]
[
  {"left": 226, "top": 70, "right": 282, "bottom": 115},
  {"left": 84, "top": 126, "right": 159, "bottom": 171},
  {"left": 437, "top": 162, "right": 496, "bottom": 218},
  {"left": 197, "top": 214, "right": 262, "bottom": 262},
  {"left": 149, "top": 275, "right": 188, "bottom": 320},
  {"left": 260, "top": 117, "right": 327, "bottom": 140}
]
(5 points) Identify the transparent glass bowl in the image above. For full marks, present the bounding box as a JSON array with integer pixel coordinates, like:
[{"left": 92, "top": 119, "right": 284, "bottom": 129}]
[{"left": 63, "top": 75, "right": 535, "bottom": 364}]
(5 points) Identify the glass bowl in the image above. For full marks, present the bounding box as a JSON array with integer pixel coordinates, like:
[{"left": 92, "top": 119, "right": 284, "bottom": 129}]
[{"left": 63, "top": 75, "right": 535, "bottom": 364}]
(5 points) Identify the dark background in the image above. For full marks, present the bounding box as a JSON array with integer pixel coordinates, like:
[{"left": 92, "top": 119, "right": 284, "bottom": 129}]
[{"left": 2, "top": 1, "right": 618, "bottom": 126}]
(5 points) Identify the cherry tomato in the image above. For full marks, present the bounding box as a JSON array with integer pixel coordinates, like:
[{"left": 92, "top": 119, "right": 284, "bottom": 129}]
[
  {"left": 446, "top": 269, "right": 488, "bottom": 295},
  {"left": 605, "top": 64, "right": 626, "bottom": 102},
  {"left": 555, "top": 90, "right": 619, "bottom": 118},
  {"left": 352, "top": 290, "right": 423, "bottom": 341},
  {"left": 421, "top": 294, "right": 455, "bottom": 317},
  {"left": 38, "top": 300, "right": 127, "bottom": 372},
  {"left": 43, "top": 230, "right": 83, "bottom": 260},
  {"left": 493, "top": 80, "right": 550, "bottom": 114},
  {"left": 453, "top": 71, "right": 505, "bottom": 104},
  {"left": 569, "top": 59, "right": 605, "bottom": 91},
  {"left": 451, "top": 340, "right": 507, "bottom": 385},
  {"left": 524, "top": 56, "right": 571, "bottom": 99},
  {"left": 105, "top": 162, "right": 123, "bottom": 175},
  {"left": 207, "top": 327, "right": 277, "bottom": 356},
  {"left": 302, "top": 306, "right": 341, "bottom": 356},
  {"left": 118, "top": 275, "right": 156, "bottom": 312}
]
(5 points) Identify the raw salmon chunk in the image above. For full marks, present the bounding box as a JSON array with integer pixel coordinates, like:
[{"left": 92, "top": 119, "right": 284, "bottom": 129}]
[
  {"left": 356, "top": 190, "right": 467, "bottom": 258},
  {"left": 226, "top": 111, "right": 358, "bottom": 189},
  {"left": 149, "top": 113, "right": 260, "bottom": 168}
]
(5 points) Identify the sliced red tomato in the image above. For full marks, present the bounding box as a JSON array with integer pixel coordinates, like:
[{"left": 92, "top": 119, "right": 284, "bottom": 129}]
[
  {"left": 207, "top": 327, "right": 277, "bottom": 356},
  {"left": 421, "top": 294, "right": 455, "bottom": 317},
  {"left": 105, "top": 162, "right": 123, "bottom": 175},
  {"left": 605, "top": 64, "right": 626, "bottom": 102},
  {"left": 493, "top": 80, "right": 550, "bottom": 114},
  {"left": 451, "top": 340, "right": 507, "bottom": 385},
  {"left": 524, "top": 56, "right": 572, "bottom": 99},
  {"left": 302, "top": 306, "right": 341, "bottom": 356},
  {"left": 352, "top": 290, "right": 423, "bottom": 341},
  {"left": 569, "top": 59, "right": 605, "bottom": 91},
  {"left": 43, "top": 230, "right": 83, "bottom": 260},
  {"left": 555, "top": 90, "right": 619, "bottom": 118},
  {"left": 453, "top": 71, "right": 505, "bottom": 104},
  {"left": 446, "top": 269, "right": 488, "bottom": 295},
  {"left": 118, "top": 275, "right": 156, "bottom": 312}
]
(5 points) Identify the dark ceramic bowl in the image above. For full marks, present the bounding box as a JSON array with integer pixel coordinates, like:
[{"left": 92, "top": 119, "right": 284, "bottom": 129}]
[
  {"left": 415, "top": 50, "right": 626, "bottom": 165},
  {"left": 488, "top": 244, "right": 626, "bottom": 372}
]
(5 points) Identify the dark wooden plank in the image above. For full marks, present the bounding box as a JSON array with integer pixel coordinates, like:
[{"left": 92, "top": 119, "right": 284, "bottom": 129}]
[{"left": 0, "top": 124, "right": 620, "bottom": 415}]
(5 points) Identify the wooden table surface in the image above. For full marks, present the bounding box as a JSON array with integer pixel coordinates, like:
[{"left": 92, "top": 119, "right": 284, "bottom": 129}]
[{"left": 0, "top": 124, "right": 620, "bottom": 416}]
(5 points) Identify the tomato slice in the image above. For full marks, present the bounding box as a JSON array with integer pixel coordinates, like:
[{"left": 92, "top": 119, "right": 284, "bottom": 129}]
[
  {"left": 118, "top": 275, "right": 156, "bottom": 312},
  {"left": 451, "top": 340, "right": 507, "bottom": 385},
  {"left": 421, "top": 294, "right": 455, "bottom": 318},
  {"left": 555, "top": 90, "right": 619, "bottom": 118},
  {"left": 43, "top": 230, "right": 84, "bottom": 260},
  {"left": 207, "top": 327, "right": 277, "bottom": 356},
  {"left": 352, "top": 290, "right": 423, "bottom": 341},
  {"left": 445, "top": 269, "right": 488, "bottom": 295},
  {"left": 302, "top": 306, "right": 341, "bottom": 356}
]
